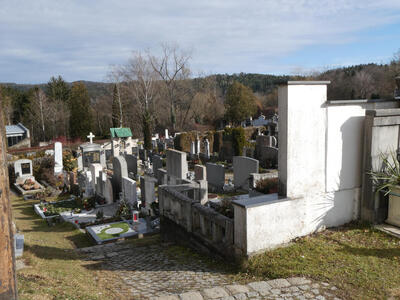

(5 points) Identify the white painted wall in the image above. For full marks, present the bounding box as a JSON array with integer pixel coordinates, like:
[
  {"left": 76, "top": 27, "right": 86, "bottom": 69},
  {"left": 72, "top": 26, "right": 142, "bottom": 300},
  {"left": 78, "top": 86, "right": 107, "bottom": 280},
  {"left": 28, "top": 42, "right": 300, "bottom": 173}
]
[{"left": 234, "top": 82, "right": 399, "bottom": 256}]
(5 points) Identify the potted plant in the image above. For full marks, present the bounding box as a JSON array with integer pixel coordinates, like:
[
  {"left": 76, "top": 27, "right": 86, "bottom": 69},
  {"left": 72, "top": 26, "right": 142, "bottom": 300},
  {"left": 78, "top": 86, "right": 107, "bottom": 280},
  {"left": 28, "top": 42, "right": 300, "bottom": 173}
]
[{"left": 370, "top": 152, "right": 400, "bottom": 226}]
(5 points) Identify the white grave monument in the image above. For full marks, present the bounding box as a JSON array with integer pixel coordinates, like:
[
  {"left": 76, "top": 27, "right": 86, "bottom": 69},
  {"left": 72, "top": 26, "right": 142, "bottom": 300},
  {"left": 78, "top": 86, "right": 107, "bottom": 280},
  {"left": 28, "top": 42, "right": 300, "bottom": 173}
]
[{"left": 54, "top": 142, "right": 63, "bottom": 175}]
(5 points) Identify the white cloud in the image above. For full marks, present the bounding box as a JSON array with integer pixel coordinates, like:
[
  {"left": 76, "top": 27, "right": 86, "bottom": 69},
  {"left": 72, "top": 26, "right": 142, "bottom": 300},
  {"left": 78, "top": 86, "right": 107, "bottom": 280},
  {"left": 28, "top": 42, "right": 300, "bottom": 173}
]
[{"left": 0, "top": 0, "right": 400, "bottom": 82}]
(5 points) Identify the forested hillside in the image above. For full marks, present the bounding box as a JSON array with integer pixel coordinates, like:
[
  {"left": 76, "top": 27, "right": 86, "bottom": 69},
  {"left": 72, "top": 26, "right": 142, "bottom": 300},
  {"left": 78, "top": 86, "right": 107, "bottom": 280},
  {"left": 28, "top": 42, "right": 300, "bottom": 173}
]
[{"left": 1, "top": 56, "right": 399, "bottom": 146}]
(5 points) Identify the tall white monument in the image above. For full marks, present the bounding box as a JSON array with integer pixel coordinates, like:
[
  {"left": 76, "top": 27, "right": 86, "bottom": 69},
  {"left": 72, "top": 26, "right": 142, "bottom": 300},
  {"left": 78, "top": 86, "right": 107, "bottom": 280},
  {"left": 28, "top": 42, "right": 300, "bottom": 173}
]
[{"left": 54, "top": 142, "right": 63, "bottom": 174}]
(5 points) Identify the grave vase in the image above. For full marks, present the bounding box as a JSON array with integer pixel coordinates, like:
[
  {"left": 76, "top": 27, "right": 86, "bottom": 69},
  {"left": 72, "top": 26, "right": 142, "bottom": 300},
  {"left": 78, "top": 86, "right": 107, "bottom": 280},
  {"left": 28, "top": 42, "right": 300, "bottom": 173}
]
[{"left": 387, "top": 185, "right": 400, "bottom": 227}]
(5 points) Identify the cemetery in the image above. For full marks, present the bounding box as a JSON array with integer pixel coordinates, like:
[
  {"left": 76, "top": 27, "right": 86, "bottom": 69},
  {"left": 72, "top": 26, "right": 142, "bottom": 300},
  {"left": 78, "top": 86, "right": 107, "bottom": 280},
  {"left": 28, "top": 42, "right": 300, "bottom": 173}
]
[{"left": 6, "top": 79, "right": 400, "bottom": 298}]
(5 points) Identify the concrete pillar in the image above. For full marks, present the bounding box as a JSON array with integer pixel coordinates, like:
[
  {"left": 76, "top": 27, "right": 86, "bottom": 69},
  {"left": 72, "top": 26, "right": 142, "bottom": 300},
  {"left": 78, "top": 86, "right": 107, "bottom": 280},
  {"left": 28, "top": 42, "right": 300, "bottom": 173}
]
[{"left": 278, "top": 81, "right": 330, "bottom": 198}]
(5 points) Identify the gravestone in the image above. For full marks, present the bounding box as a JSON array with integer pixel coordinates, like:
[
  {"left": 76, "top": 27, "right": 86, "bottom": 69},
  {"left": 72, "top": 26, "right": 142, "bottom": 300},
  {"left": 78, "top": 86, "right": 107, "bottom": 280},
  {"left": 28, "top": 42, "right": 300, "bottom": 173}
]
[
  {"left": 205, "top": 163, "right": 225, "bottom": 192},
  {"left": 139, "top": 149, "right": 147, "bottom": 161},
  {"left": 122, "top": 176, "right": 137, "bottom": 207},
  {"left": 204, "top": 139, "right": 210, "bottom": 159},
  {"left": 77, "top": 150, "right": 83, "bottom": 171},
  {"left": 194, "top": 164, "right": 206, "bottom": 181},
  {"left": 97, "top": 171, "right": 107, "bottom": 196},
  {"left": 83, "top": 171, "right": 94, "bottom": 197},
  {"left": 166, "top": 149, "right": 188, "bottom": 180},
  {"left": 196, "top": 138, "right": 200, "bottom": 155},
  {"left": 54, "top": 142, "right": 63, "bottom": 174},
  {"left": 259, "top": 147, "right": 278, "bottom": 168},
  {"left": 80, "top": 143, "right": 101, "bottom": 171},
  {"left": 124, "top": 154, "right": 138, "bottom": 178},
  {"left": 233, "top": 156, "right": 259, "bottom": 191},
  {"left": 112, "top": 156, "right": 128, "bottom": 199},
  {"left": 89, "top": 163, "right": 102, "bottom": 193},
  {"left": 165, "top": 128, "right": 169, "bottom": 139},
  {"left": 152, "top": 155, "right": 163, "bottom": 178},
  {"left": 14, "top": 159, "right": 33, "bottom": 185},
  {"left": 104, "top": 178, "right": 114, "bottom": 204},
  {"left": 190, "top": 141, "right": 196, "bottom": 157},
  {"left": 140, "top": 176, "right": 157, "bottom": 206},
  {"left": 157, "top": 168, "right": 168, "bottom": 185}
]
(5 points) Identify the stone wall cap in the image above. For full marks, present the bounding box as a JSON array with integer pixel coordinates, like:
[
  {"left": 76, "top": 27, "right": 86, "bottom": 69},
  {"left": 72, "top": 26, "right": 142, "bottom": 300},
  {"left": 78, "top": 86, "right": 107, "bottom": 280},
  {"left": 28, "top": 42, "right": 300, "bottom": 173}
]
[
  {"left": 366, "top": 108, "right": 400, "bottom": 117},
  {"left": 232, "top": 193, "right": 291, "bottom": 208},
  {"left": 278, "top": 81, "right": 330, "bottom": 86}
]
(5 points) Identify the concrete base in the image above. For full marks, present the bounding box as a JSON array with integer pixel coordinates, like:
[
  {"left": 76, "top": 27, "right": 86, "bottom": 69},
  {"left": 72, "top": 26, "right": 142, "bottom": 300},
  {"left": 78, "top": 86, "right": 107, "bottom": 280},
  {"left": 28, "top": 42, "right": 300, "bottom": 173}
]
[
  {"left": 375, "top": 223, "right": 400, "bottom": 239},
  {"left": 387, "top": 190, "right": 400, "bottom": 227}
]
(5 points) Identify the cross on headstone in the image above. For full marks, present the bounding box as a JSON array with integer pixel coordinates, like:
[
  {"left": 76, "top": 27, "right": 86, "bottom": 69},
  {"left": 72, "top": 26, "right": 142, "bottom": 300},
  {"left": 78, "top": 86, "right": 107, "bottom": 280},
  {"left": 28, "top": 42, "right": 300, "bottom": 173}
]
[{"left": 87, "top": 132, "right": 95, "bottom": 144}]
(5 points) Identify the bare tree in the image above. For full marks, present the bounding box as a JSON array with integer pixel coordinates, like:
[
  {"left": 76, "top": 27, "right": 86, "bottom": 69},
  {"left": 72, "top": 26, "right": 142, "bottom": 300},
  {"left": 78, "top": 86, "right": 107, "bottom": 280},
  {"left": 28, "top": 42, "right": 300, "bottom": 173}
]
[
  {"left": 122, "top": 51, "right": 159, "bottom": 148},
  {"left": 149, "top": 43, "right": 192, "bottom": 130},
  {"left": 28, "top": 87, "right": 52, "bottom": 142},
  {"left": 353, "top": 69, "right": 374, "bottom": 99}
]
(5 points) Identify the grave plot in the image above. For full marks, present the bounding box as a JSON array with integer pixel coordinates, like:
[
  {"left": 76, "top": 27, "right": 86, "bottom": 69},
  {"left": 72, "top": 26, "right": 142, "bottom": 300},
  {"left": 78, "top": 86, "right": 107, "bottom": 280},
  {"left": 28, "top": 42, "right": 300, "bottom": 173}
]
[
  {"left": 34, "top": 197, "right": 81, "bottom": 219},
  {"left": 13, "top": 159, "right": 45, "bottom": 195},
  {"left": 86, "top": 219, "right": 152, "bottom": 244}
]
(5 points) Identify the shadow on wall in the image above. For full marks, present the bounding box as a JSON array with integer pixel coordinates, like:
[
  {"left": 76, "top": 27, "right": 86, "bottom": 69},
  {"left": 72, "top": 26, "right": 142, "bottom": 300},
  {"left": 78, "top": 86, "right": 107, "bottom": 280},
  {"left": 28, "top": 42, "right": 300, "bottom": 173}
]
[{"left": 311, "top": 116, "right": 365, "bottom": 229}]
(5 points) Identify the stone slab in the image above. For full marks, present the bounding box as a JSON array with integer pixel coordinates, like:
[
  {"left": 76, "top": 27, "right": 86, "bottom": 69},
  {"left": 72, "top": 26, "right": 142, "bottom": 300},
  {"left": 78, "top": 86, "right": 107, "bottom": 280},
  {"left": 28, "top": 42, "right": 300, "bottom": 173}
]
[
  {"left": 179, "top": 291, "right": 203, "bottom": 300},
  {"left": 202, "top": 286, "right": 229, "bottom": 299}
]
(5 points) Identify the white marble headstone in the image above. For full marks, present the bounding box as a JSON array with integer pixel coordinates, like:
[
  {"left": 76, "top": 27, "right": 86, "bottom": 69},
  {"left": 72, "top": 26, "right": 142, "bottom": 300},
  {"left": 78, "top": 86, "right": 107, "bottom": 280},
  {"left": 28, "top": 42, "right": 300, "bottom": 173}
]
[{"left": 54, "top": 142, "right": 63, "bottom": 175}]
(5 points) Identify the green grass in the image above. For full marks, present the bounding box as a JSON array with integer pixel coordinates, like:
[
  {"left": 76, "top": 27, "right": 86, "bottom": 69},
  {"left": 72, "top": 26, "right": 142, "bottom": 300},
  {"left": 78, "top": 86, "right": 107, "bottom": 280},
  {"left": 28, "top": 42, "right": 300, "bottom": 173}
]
[
  {"left": 12, "top": 195, "right": 119, "bottom": 300},
  {"left": 240, "top": 222, "right": 400, "bottom": 299},
  {"left": 96, "top": 222, "right": 130, "bottom": 240}
]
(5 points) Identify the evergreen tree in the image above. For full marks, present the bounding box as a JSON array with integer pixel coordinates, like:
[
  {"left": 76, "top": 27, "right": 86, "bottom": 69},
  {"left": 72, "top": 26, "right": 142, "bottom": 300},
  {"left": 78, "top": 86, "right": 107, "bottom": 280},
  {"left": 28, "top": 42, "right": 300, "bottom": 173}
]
[
  {"left": 224, "top": 81, "right": 257, "bottom": 125},
  {"left": 46, "top": 75, "right": 70, "bottom": 102},
  {"left": 69, "top": 82, "right": 92, "bottom": 139},
  {"left": 112, "top": 84, "right": 122, "bottom": 127},
  {"left": 142, "top": 110, "right": 152, "bottom": 150}
]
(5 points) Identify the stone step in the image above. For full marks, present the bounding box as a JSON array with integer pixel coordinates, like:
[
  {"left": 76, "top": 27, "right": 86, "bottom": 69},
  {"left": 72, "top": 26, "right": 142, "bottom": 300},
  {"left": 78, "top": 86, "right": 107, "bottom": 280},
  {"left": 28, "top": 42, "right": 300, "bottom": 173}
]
[{"left": 150, "top": 277, "right": 342, "bottom": 300}]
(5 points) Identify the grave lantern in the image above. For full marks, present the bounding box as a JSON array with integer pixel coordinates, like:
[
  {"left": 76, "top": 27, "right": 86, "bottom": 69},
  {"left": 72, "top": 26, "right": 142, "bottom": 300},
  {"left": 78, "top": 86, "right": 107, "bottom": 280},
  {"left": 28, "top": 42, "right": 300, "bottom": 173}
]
[{"left": 132, "top": 210, "right": 139, "bottom": 223}]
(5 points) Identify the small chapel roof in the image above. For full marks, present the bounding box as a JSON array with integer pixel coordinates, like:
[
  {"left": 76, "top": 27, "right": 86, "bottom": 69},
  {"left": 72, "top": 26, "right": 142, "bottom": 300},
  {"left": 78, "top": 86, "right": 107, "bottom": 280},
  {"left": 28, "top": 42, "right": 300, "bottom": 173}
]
[{"left": 110, "top": 127, "right": 132, "bottom": 138}]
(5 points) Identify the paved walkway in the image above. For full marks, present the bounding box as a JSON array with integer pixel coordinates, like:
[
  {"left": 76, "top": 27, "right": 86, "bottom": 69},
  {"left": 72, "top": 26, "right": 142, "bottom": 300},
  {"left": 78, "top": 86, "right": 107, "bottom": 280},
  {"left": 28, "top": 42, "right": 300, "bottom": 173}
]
[
  {"left": 79, "top": 242, "right": 341, "bottom": 300},
  {"left": 153, "top": 279, "right": 341, "bottom": 300}
]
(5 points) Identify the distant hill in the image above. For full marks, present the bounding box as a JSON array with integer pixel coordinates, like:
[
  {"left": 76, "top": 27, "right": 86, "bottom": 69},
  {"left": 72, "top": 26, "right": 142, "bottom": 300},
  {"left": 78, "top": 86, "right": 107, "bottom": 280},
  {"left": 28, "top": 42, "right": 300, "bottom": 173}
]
[{"left": 2, "top": 62, "right": 398, "bottom": 101}]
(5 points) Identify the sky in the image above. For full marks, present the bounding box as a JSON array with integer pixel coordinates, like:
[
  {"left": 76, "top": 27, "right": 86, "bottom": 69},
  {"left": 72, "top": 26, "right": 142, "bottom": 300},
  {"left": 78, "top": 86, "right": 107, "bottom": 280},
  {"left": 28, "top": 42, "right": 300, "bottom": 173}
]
[{"left": 1, "top": 0, "right": 400, "bottom": 84}]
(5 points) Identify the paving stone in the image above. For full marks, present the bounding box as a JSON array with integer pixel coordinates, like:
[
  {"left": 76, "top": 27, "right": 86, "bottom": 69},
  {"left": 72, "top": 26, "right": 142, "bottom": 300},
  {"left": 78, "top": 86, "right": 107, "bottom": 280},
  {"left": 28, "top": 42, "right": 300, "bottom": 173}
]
[
  {"left": 247, "top": 281, "right": 271, "bottom": 295},
  {"left": 154, "top": 295, "right": 180, "bottom": 300},
  {"left": 271, "top": 289, "right": 281, "bottom": 295},
  {"left": 179, "top": 291, "right": 203, "bottom": 300},
  {"left": 289, "top": 286, "right": 300, "bottom": 292},
  {"left": 311, "top": 289, "right": 320, "bottom": 295},
  {"left": 267, "top": 279, "right": 291, "bottom": 288},
  {"left": 81, "top": 243, "right": 342, "bottom": 300},
  {"left": 225, "top": 285, "right": 250, "bottom": 294},
  {"left": 233, "top": 293, "right": 247, "bottom": 300},
  {"left": 202, "top": 287, "right": 229, "bottom": 299},
  {"left": 90, "top": 255, "right": 105, "bottom": 260},
  {"left": 106, "top": 252, "right": 119, "bottom": 258},
  {"left": 245, "top": 291, "right": 259, "bottom": 298},
  {"left": 287, "top": 277, "right": 312, "bottom": 286}
]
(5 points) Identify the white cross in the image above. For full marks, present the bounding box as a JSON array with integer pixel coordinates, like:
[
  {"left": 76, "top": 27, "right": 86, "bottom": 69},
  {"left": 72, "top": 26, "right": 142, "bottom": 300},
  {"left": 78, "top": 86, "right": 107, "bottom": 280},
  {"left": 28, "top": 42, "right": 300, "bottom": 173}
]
[{"left": 87, "top": 132, "right": 95, "bottom": 144}]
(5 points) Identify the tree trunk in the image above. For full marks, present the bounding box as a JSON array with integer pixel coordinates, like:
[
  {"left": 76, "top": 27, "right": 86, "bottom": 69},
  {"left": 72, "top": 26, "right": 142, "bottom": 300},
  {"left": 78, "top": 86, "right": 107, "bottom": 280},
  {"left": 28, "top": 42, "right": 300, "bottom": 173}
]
[{"left": 0, "top": 111, "right": 18, "bottom": 300}]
